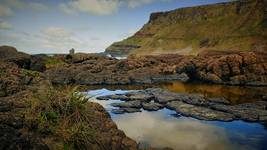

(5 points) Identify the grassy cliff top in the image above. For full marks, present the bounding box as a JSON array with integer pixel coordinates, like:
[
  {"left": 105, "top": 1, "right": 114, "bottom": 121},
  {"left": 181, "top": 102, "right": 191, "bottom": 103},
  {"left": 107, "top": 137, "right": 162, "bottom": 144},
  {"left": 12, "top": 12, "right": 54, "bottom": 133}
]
[{"left": 106, "top": 0, "right": 267, "bottom": 56}]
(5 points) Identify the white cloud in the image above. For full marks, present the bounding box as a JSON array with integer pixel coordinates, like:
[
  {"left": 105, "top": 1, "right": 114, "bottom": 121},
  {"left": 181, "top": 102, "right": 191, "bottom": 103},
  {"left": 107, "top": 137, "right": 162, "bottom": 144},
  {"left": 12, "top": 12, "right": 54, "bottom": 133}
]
[
  {"left": 127, "top": 0, "right": 154, "bottom": 8},
  {"left": 0, "top": 4, "right": 15, "bottom": 17},
  {"left": 5, "top": 0, "right": 25, "bottom": 9},
  {"left": 60, "top": 0, "right": 119, "bottom": 15},
  {"left": 0, "top": 21, "right": 13, "bottom": 30},
  {"left": 59, "top": 0, "right": 171, "bottom": 15},
  {"left": 43, "top": 27, "right": 73, "bottom": 38},
  {"left": 41, "top": 27, "right": 86, "bottom": 51},
  {"left": 0, "top": 0, "right": 48, "bottom": 17},
  {"left": 59, "top": 3, "right": 76, "bottom": 15},
  {"left": 5, "top": 0, "right": 48, "bottom": 11},
  {"left": 28, "top": 2, "right": 48, "bottom": 11}
]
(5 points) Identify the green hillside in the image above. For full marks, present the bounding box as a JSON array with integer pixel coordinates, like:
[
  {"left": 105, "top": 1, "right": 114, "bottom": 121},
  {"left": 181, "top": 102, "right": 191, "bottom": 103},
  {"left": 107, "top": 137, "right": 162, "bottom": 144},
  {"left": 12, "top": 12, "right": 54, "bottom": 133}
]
[{"left": 106, "top": 0, "right": 267, "bottom": 56}]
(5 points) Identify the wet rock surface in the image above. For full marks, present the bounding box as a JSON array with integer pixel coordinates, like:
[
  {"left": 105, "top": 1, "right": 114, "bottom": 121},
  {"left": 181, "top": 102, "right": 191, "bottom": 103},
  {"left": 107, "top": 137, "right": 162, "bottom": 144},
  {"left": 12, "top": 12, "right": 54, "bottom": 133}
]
[
  {"left": 111, "top": 100, "right": 142, "bottom": 108},
  {"left": 166, "top": 101, "right": 235, "bottom": 121},
  {"left": 97, "top": 88, "right": 267, "bottom": 122},
  {"left": 142, "top": 102, "right": 164, "bottom": 111},
  {"left": 112, "top": 108, "right": 142, "bottom": 114}
]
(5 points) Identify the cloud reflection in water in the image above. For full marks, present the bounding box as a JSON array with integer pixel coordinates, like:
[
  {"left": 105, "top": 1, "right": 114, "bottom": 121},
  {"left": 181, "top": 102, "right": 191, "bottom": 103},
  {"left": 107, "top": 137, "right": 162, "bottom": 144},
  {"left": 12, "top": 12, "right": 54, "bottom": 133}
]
[{"left": 113, "top": 111, "right": 236, "bottom": 150}]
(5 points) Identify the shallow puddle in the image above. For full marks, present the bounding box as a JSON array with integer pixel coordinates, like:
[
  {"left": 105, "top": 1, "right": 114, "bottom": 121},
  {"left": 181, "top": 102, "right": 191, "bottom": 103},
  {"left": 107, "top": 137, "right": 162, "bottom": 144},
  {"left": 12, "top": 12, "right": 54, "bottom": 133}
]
[
  {"left": 86, "top": 88, "right": 267, "bottom": 150},
  {"left": 83, "top": 81, "right": 267, "bottom": 104}
]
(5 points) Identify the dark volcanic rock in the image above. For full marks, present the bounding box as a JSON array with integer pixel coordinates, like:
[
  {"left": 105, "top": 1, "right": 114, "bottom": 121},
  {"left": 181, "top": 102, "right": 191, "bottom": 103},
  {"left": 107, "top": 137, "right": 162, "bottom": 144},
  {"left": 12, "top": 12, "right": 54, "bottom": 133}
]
[
  {"left": 210, "top": 101, "right": 267, "bottom": 122},
  {"left": 45, "top": 51, "right": 267, "bottom": 86},
  {"left": 124, "top": 91, "right": 154, "bottom": 101},
  {"left": 192, "top": 51, "right": 267, "bottom": 86},
  {"left": 0, "top": 61, "right": 43, "bottom": 97},
  {"left": 111, "top": 100, "right": 142, "bottom": 108},
  {"left": 0, "top": 60, "right": 139, "bottom": 150},
  {"left": 0, "top": 46, "right": 48, "bottom": 72},
  {"left": 147, "top": 88, "right": 188, "bottom": 104},
  {"left": 0, "top": 46, "right": 31, "bottom": 69},
  {"left": 112, "top": 108, "right": 142, "bottom": 114},
  {"left": 30, "top": 54, "right": 48, "bottom": 72},
  {"left": 207, "top": 97, "right": 230, "bottom": 105},
  {"left": 111, "top": 109, "right": 126, "bottom": 114},
  {"left": 96, "top": 94, "right": 129, "bottom": 100},
  {"left": 142, "top": 102, "right": 164, "bottom": 111},
  {"left": 166, "top": 101, "right": 235, "bottom": 121},
  {"left": 102, "top": 88, "right": 267, "bottom": 122}
]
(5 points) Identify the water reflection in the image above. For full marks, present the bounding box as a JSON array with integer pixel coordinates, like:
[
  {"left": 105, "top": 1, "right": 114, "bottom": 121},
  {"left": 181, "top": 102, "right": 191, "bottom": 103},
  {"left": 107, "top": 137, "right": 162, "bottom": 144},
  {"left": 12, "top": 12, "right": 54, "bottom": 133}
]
[
  {"left": 158, "top": 82, "right": 267, "bottom": 104},
  {"left": 82, "top": 81, "right": 267, "bottom": 104},
  {"left": 114, "top": 110, "right": 235, "bottom": 150},
  {"left": 87, "top": 89, "right": 267, "bottom": 150}
]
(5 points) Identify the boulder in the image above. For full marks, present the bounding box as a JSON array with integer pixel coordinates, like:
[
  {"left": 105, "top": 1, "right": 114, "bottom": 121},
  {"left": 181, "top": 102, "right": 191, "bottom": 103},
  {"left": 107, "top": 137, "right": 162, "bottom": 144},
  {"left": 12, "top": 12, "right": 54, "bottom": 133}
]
[{"left": 0, "top": 46, "right": 31, "bottom": 69}]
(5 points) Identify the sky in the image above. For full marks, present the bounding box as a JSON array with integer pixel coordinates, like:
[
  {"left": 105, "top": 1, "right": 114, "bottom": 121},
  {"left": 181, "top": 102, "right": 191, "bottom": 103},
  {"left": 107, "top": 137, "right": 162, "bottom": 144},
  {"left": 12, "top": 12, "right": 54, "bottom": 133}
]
[{"left": 0, "top": 0, "right": 229, "bottom": 54}]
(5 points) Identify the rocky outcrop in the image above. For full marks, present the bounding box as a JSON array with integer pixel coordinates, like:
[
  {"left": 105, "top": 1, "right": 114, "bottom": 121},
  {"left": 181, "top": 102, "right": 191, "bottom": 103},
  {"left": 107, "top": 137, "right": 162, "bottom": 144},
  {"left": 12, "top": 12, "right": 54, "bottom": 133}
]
[
  {"left": 0, "top": 60, "right": 138, "bottom": 150},
  {"left": 181, "top": 50, "right": 267, "bottom": 86},
  {"left": 97, "top": 88, "right": 267, "bottom": 122},
  {"left": 105, "top": 44, "right": 140, "bottom": 57},
  {"left": 0, "top": 61, "right": 43, "bottom": 97},
  {"left": 0, "top": 46, "right": 47, "bottom": 72},
  {"left": 0, "top": 46, "right": 31, "bottom": 69},
  {"left": 106, "top": 0, "right": 267, "bottom": 56},
  {"left": 45, "top": 54, "right": 190, "bottom": 85},
  {"left": 46, "top": 51, "right": 267, "bottom": 86}
]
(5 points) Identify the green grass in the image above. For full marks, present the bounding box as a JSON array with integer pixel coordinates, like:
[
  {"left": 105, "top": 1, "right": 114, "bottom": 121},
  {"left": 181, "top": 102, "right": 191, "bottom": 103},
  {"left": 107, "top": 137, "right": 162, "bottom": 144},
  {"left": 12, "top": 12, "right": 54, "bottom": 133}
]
[
  {"left": 23, "top": 69, "right": 40, "bottom": 78},
  {"left": 108, "top": 0, "right": 266, "bottom": 55},
  {"left": 24, "top": 83, "right": 101, "bottom": 149},
  {"left": 45, "top": 57, "right": 65, "bottom": 68}
]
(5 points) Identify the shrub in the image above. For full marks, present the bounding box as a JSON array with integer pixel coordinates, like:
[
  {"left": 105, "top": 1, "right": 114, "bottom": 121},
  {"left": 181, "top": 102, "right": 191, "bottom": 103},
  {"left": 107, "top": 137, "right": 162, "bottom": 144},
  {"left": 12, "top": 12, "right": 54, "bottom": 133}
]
[
  {"left": 23, "top": 69, "right": 40, "bottom": 78},
  {"left": 24, "top": 82, "right": 100, "bottom": 149}
]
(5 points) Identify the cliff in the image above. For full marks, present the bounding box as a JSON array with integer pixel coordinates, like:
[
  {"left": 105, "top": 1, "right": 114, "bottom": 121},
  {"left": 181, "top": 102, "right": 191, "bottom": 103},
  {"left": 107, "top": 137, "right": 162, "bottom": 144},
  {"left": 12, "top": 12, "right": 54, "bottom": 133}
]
[{"left": 105, "top": 0, "right": 267, "bottom": 56}]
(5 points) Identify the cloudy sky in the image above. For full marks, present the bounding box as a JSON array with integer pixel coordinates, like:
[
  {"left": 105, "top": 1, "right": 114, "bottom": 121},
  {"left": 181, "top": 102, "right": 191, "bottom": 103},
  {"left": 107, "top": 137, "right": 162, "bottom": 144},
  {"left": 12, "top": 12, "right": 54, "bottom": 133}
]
[{"left": 0, "top": 0, "right": 228, "bottom": 54}]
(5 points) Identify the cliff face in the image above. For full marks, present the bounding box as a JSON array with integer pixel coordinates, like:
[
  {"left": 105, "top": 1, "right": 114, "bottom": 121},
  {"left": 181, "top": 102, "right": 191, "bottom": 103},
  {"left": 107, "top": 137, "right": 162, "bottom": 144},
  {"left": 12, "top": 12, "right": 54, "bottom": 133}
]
[{"left": 106, "top": 0, "right": 267, "bottom": 56}]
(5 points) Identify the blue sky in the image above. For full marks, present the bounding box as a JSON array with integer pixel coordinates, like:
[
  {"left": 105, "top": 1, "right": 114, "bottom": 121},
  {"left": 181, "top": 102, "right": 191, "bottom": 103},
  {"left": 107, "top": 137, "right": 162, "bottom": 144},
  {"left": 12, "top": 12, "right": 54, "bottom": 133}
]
[{"left": 0, "top": 0, "right": 229, "bottom": 54}]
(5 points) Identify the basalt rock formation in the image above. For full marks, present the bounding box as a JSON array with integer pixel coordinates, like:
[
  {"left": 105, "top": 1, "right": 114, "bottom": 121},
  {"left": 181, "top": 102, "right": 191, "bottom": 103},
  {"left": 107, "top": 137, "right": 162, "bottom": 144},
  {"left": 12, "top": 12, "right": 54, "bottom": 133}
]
[
  {"left": 46, "top": 50, "right": 267, "bottom": 86},
  {"left": 0, "top": 59, "right": 138, "bottom": 149},
  {"left": 97, "top": 88, "right": 267, "bottom": 122},
  {"left": 0, "top": 46, "right": 47, "bottom": 72},
  {"left": 106, "top": 0, "right": 267, "bottom": 56}
]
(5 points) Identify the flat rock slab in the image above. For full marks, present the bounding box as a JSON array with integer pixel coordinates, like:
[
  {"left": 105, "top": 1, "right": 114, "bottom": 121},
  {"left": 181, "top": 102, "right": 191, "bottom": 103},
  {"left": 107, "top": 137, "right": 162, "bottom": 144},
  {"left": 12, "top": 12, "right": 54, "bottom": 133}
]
[
  {"left": 146, "top": 88, "right": 209, "bottom": 106},
  {"left": 111, "top": 108, "right": 142, "bottom": 114},
  {"left": 124, "top": 92, "right": 154, "bottom": 101},
  {"left": 96, "top": 95, "right": 128, "bottom": 100},
  {"left": 207, "top": 97, "right": 230, "bottom": 105},
  {"left": 142, "top": 102, "right": 164, "bottom": 111},
  {"left": 111, "top": 100, "right": 142, "bottom": 108},
  {"left": 166, "top": 101, "right": 235, "bottom": 121},
  {"left": 97, "top": 91, "right": 154, "bottom": 102},
  {"left": 146, "top": 88, "right": 186, "bottom": 104},
  {"left": 210, "top": 101, "right": 267, "bottom": 122},
  {"left": 96, "top": 88, "right": 267, "bottom": 122}
]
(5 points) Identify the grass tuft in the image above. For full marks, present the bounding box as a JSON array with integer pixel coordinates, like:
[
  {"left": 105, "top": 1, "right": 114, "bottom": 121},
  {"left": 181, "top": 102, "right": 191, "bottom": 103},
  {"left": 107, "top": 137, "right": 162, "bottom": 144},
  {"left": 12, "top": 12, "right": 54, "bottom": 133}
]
[{"left": 24, "top": 82, "right": 101, "bottom": 149}]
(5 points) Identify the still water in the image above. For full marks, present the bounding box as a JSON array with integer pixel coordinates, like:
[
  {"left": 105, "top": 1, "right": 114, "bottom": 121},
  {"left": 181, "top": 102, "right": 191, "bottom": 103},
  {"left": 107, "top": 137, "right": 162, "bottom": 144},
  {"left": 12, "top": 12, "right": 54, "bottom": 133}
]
[
  {"left": 85, "top": 82, "right": 267, "bottom": 150},
  {"left": 84, "top": 81, "right": 267, "bottom": 104}
]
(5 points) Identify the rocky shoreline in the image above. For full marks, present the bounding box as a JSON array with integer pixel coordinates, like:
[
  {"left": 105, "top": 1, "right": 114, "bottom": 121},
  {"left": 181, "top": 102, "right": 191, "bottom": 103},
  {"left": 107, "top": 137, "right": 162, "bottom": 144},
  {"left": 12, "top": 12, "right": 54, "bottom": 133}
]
[
  {"left": 44, "top": 50, "right": 267, "bottom": 86},
  {"left": 97, "top": 88, "right": 267, "bottom": 122},
  {"left": 1, "top": 45, "right": 267, "bottom": 149},
  {"left": 0, "top": 47, "right": 139, "bottom": 149}
]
